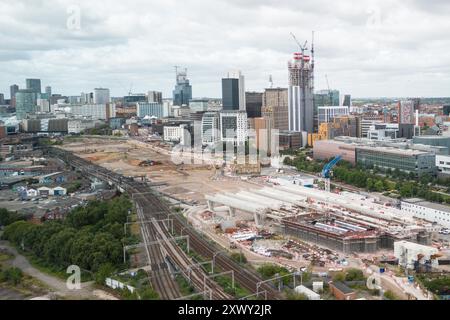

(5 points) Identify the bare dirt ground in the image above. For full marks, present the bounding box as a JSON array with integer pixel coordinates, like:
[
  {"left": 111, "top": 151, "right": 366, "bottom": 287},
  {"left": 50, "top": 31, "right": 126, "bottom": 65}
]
[{"left": 62, "top": 137, "right": 258, "bottom": 204}]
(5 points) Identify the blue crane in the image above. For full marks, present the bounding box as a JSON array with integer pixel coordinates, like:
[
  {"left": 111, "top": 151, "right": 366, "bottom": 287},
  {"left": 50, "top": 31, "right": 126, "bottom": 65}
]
[
  {"left": 321, "top": 155, "right": 342, "bottom": 192},
  {"left": 321, "top": 155, "right": 342, "bottom": 178}
]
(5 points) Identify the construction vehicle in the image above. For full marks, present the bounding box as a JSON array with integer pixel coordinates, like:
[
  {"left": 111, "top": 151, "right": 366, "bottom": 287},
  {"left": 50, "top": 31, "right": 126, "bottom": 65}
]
[{"left": 321, "top": 156, "right": 342, "bottom": 192}]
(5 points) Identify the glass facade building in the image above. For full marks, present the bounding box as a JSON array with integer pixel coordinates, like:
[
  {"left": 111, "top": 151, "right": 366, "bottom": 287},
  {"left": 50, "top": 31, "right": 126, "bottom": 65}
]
[
  {"left": 314, "top": 90, "right": 340, "bottom": 108},
  {"left": 124, "top": 95, "right": 147, "bottom": 104},
  {"left": 26, "top": 79, "right": 41, "bottom": 94},
  {"left": 189, "top": 99, "right": 209, "bottom": 113},
  {"left": 15, "top": 89, "right": 37, "bottom": 120},
  {"left": 222, "top": 79, "right": 240, "bottom": 110},
  {"left": 245, "top": 92, "right": 263, "bottom": 118},
  {"left": 173, "top": 70, "right": 192, "bottom": 106},
  {"left": 356, "top": 147, "right": 436, "bottom": 176},
  {"left": 136, "top": 102, "right": 164, "bottom": 119}
]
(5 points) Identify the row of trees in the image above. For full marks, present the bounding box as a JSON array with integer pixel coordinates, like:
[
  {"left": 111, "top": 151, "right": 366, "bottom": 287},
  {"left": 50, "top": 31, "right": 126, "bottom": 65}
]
[
  {"left": 0, "top": 208, "right": 29, "bottom": 227},
  {"left": 2, "top": 196, "right": 133, "bottom": 273},
  {"left": 334, "top": 164, "right": 450, "bottom": 204},
  {"left": 284, "top": 152, "right": 450, "bottom": 204},
  {"left": 283, "top": 153, "right": 323, "bottom": 174},
  {"left": 257, "top": 263, "right": 312, "bottom": 286},
  {"left": 419, "top": 275, "right": 450, "bottom": 296}
]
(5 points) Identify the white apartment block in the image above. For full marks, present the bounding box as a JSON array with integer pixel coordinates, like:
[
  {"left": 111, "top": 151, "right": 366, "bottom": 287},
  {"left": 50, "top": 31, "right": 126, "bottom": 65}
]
[
  {"left": 220, "top": 111, "right": 248, "bottom": 145},
  {"left": 436, "top": 155, "right": 450, "bottom": 176},
  {"left": 63, "top": 104, "right": 113, "bottom": 120},
  {"left": 68, "top": 119, "right": 102, "bottom": 134},
  {"left": 317, "top": 106, "right": 349, "bottom": 125},
  {"left": 201, "top": 112, "right": 220, "bottom": 145},
  {"left": 94, "top": 88, "right": 110, "bottom": 104},
  {"left": 163, "top": 124, "right": 190, "bottom": 146}
]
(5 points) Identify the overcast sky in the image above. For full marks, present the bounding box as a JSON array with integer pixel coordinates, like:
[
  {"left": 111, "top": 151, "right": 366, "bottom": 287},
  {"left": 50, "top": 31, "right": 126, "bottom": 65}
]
[{"left": 1, "top": 0, "right": 450, "bottom": 99}]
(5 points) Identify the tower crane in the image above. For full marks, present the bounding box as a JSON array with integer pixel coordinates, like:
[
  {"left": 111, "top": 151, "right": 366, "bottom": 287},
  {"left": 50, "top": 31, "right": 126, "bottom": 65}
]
[
  {"left": 174, "top": 65, "right": 181, "bottom": 78},
  {"left": 290, "top": 32, "right": 308, "bottom": 54},
  {"left": 321, "top": 155, "right": 342, "bottom": 192},
  {"left": 325, "top": 74, "right": 333, "bottom": 106},
  {"left": 128, "top": 82, "right": 134, "bottom": 96}
]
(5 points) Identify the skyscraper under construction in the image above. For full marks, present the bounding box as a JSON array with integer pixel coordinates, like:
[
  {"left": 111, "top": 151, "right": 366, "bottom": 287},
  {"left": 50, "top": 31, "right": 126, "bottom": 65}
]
[
  {"left": 173, "top": 68, "right": 192, "bottom": 106},
  {"left": 288, "top": 50, "right": 314, "bottom": 134}
]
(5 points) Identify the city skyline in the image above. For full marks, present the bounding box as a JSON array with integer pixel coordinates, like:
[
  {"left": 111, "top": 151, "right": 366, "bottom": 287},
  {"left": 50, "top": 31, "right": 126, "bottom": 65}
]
[{"left": 1, "top": 0, "right": 450, "bottom": 99}]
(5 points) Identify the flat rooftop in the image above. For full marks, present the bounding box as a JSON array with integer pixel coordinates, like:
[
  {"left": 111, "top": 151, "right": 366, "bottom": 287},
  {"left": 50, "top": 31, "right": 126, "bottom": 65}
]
[
  {"left": 357, "top": 145, "right": 429, "bottom": 156},
  {"left": 403, "top": 198, "right": 450, "bottom": 213},
  {"left": 331, "top": 282, "right": 354, "bottom": 294}
]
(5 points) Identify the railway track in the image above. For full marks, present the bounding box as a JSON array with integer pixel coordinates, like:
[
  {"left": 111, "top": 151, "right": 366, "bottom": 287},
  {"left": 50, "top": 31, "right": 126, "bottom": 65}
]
[
  {"left": 133, "top": 193, "right": 232, "bottom": 300},
  {"left": 135, "top": 199, "right": 180, "bottom": 299},
  {"left": 48, "top": 147, "right": 280, "bottom": 300}
]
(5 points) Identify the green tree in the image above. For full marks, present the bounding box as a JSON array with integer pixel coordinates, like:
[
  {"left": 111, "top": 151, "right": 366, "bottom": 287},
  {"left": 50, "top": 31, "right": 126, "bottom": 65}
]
[
  {"left": 138, "top": 287, "right": 159, "bottom": 300},
  {"left": 374, "top": 180, "right": 385, "bottom": 192},
  {"left": 332, "top": 272, "right": 346, "bottom": 282},
  {"left": 366, "top": 178, "right": 374, "bottom": 191},
  {"left": 345, "top": 268, "right": 365, "bottom": 281},
  {"left": 0, "top": 209, "right": 26, "bottom": 227},
  {"left": 95, "top": 263, "right": 116, "bottom": 285},
  {"left": 0, "top": 267, "right": 23, "bottom": 285}
]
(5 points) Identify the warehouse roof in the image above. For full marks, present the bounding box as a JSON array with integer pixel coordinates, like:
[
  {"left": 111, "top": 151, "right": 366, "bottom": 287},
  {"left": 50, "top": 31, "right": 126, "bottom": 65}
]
[
  {"left": 403, "top": 198, "right": 450, "bottom": 213},
  {"left": 331, "top": 282, "right": 354, "bottom": 295}
]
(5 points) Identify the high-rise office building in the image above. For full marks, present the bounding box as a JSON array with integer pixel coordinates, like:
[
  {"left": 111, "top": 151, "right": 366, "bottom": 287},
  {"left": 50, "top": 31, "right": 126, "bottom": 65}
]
[
  {"left": 94, "top": 88, "right": 110, "bottom": 104},
  {"left": 0, "top": 94, "right": 4, "bottom": 105},
  {"left": 189, "top": 98, "right": 209, "bottom": 113},
  {"left": 262, "top": 88, "right": 289, "bottom": 131},
  {"left": 10, "top": 84, "right": 19, "bottom": 108},
  {"left": 45, "top": 86, "right": 52, "bottom": 97},
  {"left": 288, "top": 52, "right": 314, "bottom": 133},
  {"left": 399, "top": 100, "right": 414, "bottom": 124},
  {"left": 81, "top": 92, "right": 93, "bottom": 104},
  {"left": 26, "top": 79, "right": 41, "bottom": 95},
  {"left": 222, "top": 70, "right": 245, "bottom": 111},
  {"left": 148, "top": 91, "right": 163, "bottom": 104},
  {"left": 15, "top": 89, "right": 37, "bottom": 120},
  {"left": 444, "top": 105, "right": 450, "bottom": 116},
  {"left": 412, "top": 98, "right": 421, "bottom": 111},
  {"left": 173, "top": 68, "right": 192, "bottom": 106},
  {"left": 314, "top": 90, "right": 340, "bottom": 107},
  {"left": 245, "top": 92, "right": 263, "bottom": 118},
  {"left": 342, "top": 94, "right": 352, "bottom": 108}
]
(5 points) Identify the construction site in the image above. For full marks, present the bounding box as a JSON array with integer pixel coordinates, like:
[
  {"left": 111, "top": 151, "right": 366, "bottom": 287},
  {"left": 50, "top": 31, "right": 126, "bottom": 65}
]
[
  {"left": 60, "top": 137, "right": 264, "bottom": 204},
  {"left": 204, "top": 184, "right": 434, "bottom": 254},
  {"left": 56, "top": 136, "right": 450, "bottom": 300},
  {"left": 61, "top": 137, "right": 447, "bottom": 265}
]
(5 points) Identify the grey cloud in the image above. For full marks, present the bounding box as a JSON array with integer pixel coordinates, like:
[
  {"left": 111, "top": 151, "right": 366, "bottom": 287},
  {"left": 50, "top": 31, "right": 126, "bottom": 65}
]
[{"left": 0, "top": 0, "right": 449, "bottom": 98}]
